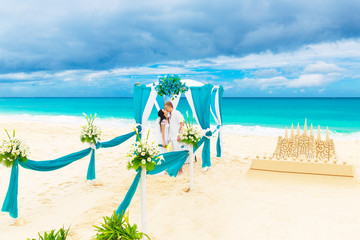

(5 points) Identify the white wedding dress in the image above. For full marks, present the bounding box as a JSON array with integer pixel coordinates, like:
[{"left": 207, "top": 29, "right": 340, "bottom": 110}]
[{"left": 155, "top": 117, "right": 170, "bottom": 154}]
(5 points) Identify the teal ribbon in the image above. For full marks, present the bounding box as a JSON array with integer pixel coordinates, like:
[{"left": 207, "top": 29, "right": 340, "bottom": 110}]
[
  {"left": 87, "top": 149, "right": 96, "bottom": 180},
  {"left": 216, "top": 126, "right": 222, "bottom": 158},
  {"left": 193, "top": 130, "right": 213, "bottom": 167},
  {"left": 96, "top": 130, "right": 137, "bottom": 149},
  {"left": 116, "top": 150, "right": 189, "bottom": 216},
  {"left": 1, "top": 148, "right": 92, "bottom": 218},
  {"left": 1, "top": 159, "right": 19, "bottom": 218},
  {"left": 87, "top": 130, "right": 137, "bottom": 180},
  {"left": 20, "top": 148, "right": 92, "bottom": 171}
]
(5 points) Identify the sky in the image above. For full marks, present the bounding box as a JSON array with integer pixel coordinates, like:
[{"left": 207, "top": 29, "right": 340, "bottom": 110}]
[{"left": 0, "top": 0, "right": 360, "bottom": 97}]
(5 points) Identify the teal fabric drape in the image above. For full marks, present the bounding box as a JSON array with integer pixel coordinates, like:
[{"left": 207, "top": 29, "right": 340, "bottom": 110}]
[
  {"left": 87, "top": 149, "right": 96, "bottom": 180},
  {"left": 116, "top": 171, "right": 142, "bottom": 216},
  {"left": 133, "top": 84, "right": 152, "bottom": 138},
  {"left": 211, "top": 86, "right": 224, "bottom": 157},
  {"left": 96, "top": 131, "right": 137, "bottom": 149},
  {"left": 2, "top": 148, "right": 92, "bottom": 218},
  {"left": 191, "top": 84, "right": 213, "bottom": 167},
  {"left": 193, "top": 130, "right": 213, "bottom": 152},
  {"left": 1, "top": 160, "right": 19, "bottom": 218},
  {"left": 87, "top": 130, "right": 137, "bottom": 180},
  {"left": 20, "top": 148, "right": 92, "bottom": 171},
  {"left": 2, "top": 130, "right": 138, "bottom": 218},
  {"left": 148, "top": 151, "right": 189, "bottom": 176},
  {"left": 116, "top": 150, "right": 189, "bottom": 216}
]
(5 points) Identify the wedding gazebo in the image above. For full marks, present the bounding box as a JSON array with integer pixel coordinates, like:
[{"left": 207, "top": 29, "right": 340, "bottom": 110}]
[{"left": 133, "top": 79, "right": 224, "bottom": 169}]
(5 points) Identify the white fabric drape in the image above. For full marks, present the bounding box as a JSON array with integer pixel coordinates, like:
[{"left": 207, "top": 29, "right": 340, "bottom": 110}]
[
  {"left": 184, "top": 88, "right": 200, "bottom": 125},
  {"left": 154, "top": 100, "right": 160, "bottom": 111},
  {"left": 214, "top": 87, "right": 224, "bottom": 156},
  {"left": 140, "top": 87, "right": 157, "bottom": 139},
  {"left": 142, "top": 87, "right": 157, "bottom": 124},
  {"left": 210, "top": 86, "right": 220, "bottom": 125},
  {"left": 209, "top": 86, "right": 224, "bottom": 156},
  {"left": 172, "top": 94, "right": 181, "bottom": 110}
]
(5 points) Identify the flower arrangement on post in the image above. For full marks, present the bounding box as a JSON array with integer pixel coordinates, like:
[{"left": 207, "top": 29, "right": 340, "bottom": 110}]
[
  {"left": 80, "top": 113, "right": 101, "bottom": 145},
  {"left": 127, "top": 127, "right": 162, "bottom": 171},
  {"left": 179, "top": 112, "right": 203, "bottom": 148},
  {"left": 179, "top": 112, "right": 202, "bottom": 192},
  {"left": 0, "top": 129, "right": 30, "bottom": 168},
  {"left": 155, "top": 75, "right": 189, "bottom": 101}
]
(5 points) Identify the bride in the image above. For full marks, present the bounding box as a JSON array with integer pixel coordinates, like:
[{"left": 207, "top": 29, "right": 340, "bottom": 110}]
[{"left": 155, "top": 109, "right": 170, "bottom": 153}]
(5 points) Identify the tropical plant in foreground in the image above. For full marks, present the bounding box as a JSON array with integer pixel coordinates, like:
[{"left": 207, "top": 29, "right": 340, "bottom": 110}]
[
  {"left": 0, "top": 129, "right": 30, "bottom": 168},
  {"left": 93, "top": 211, "right": 150, "bottom": 240},
  {"left": 27, "top": 226, "right": 70, "bottom": 240}
]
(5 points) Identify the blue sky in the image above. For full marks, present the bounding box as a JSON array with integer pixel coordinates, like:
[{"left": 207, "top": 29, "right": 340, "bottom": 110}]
[{"left": 0, "top": 0, "right": 360, "bottom": 97}]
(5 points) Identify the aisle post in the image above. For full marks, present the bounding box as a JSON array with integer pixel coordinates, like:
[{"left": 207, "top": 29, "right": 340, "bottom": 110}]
[
  {"left": 140, "top": 165, "right": 147, "bottom": 234},
  {"left": 188, "top": 144, "right": 194, "bottom": 191}
]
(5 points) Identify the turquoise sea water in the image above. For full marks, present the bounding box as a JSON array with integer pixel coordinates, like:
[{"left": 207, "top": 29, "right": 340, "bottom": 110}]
[{"left": 0, "top": 97, "right": 359, "bottom": 135}]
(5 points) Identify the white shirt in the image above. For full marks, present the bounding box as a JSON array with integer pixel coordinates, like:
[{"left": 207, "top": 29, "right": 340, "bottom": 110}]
[{"left": 169, "top": 110, "right": 184, "bottom": 140}]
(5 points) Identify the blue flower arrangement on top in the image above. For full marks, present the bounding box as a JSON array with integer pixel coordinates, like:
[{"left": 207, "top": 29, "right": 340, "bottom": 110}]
[{"left": 155, "top": 75, "right": 189, "bottom": 100}]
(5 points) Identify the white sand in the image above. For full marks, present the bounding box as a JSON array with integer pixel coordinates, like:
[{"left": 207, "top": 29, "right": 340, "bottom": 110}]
[{"left": 0, "top": 118, "right": 360, "bottom": 239}]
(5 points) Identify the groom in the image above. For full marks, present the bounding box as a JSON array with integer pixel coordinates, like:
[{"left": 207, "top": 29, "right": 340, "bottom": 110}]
[{"left": 164, "top": 101, "right": 184, "bottom": 151}]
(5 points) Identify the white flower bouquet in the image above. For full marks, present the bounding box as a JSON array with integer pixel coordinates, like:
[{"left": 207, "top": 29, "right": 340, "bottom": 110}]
[
  {"left": 127, "top": 127, "right": 162, "bottom": 171},
  {"left": 179, "top": 112, "right": 203, "bottom": 148},
  {"left": 0, "top": 129, "right": 30, "bottom": 168},
  {"left": 80, "top": 113, "right": 102, "bottom": 144}
]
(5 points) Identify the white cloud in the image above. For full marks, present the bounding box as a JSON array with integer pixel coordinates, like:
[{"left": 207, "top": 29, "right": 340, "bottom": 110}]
[
  {"left": 182, "top": 39, "right": 360, "bottom": 71},
  {"left": 254, "top": 68, "right": 281, "bottom": 77},
  {"left": 0, "top": 38, "right": 359, "bottom": 95},
  {"left": 287, "top": 74, "right": 326, "bottom": 88},
  {"left": 235, "top": 73, "right": 338, "bottom": 90},
  {"left": 0, "top": 65, "right": 194, "bottom": 83},
  {"left": 304, "top": 61, "right": 344, "bottom": 73}
]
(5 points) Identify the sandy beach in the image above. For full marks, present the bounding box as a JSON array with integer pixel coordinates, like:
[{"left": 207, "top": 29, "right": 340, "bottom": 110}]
[{"left": 1, "top": 118, "right": 360, "bottom": 240}]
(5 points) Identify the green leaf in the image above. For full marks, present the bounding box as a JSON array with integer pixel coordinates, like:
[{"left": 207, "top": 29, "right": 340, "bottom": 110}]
[
  {"left": 5, "top": 129, "right": 11, "bottom": 139},
  {"left": 93, "top": 211, "right": 150, "bottom": 240}
]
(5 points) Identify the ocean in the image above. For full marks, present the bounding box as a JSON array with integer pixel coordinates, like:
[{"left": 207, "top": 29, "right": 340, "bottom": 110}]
[{"left": 0, "top": 97, "right": 359, "bottom": 139}]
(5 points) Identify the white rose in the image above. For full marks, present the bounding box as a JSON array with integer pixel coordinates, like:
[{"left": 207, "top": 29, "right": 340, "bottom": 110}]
[{"left": 142, "top": 160, "right": 146, "bottom": 164}]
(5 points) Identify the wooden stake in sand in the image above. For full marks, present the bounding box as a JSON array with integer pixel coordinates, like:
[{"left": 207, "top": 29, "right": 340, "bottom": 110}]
[{"left": 140, "top": 165, "right": 147, "bottom": 234}]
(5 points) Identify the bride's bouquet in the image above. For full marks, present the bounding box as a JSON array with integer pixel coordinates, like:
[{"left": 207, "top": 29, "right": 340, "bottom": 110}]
[
  {"left": 0, "top": 129, "right": 30, "bottom": 167},
  {"left": 127, "top": 127, "right": 162, "bottom": 171},
  {"left": 158, "top": 143, "right": 172, "bottom": 151},
  {"left": 179, "top": 112, "right": 203, "bottom": 148},
  {"left": 80, "top": 113, "right": 102, "bottom": 144}
]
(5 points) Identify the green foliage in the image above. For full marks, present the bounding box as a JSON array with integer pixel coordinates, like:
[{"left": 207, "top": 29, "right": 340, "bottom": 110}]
[
  {"left": 27, "top": 226, "right": 70, "bottom": 240},
  {"left": 83, "top": 112, "right": 97, "bottom": 125},
  {"left": 93, "top": 211, "right": 150, "bottom": 240}
]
